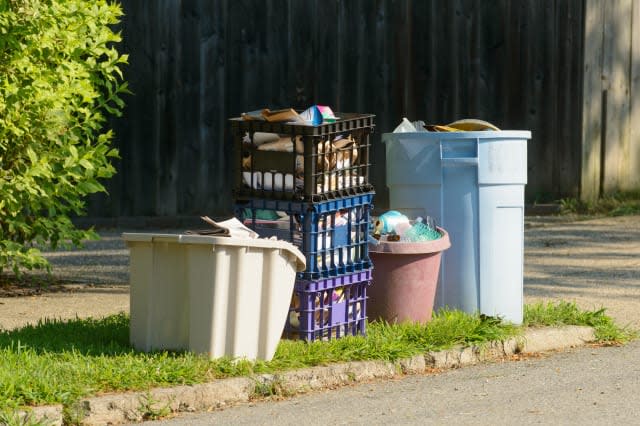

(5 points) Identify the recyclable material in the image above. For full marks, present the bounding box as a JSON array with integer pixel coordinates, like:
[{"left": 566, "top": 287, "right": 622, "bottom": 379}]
[
  {"left": 373, "top": 210, "right": 409, "bottom": 236},
  {"left": 402, "top": 221, "right": 441, "bottom": 242},
  {"left": 392, "top": 117, "right": 427, "bottom": 133},
  {"left": 371, "top": 211, "right": 441, "bottom": 242},
  {"left": 184, "top": 216, "right": 259, "bottom": 238},
  {"left": 231, "top": 110, "right": 374, "bottom": 202},
  {"left": 241, "top": 104, "right": 339, "bottom": 126},
  {"left": 240, "top": 126, "right": 363, "bottom": 193},
  {"left": 392, "top": 117, "right": 501, "bottom": 133}
]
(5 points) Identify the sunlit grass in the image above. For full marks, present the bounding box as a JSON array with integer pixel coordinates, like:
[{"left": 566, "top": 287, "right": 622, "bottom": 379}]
[
  {"left": 559, "top": 190, "right": 640, "bottom": 216},
  {"left": 0, "top": 303, "right": 631, "bottom": 414},
  {"left": 524, "top": 301, "right": 637, "bottom": 343},
  {"left": 0, "top": 311, "right": 517, "bottom": 409}
]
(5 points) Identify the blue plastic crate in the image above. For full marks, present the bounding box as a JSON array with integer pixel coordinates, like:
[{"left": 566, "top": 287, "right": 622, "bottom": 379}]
[
  {"left": 236, "top": 193, "right": 374, "bottom": 280},
  {"left": 284, "top": 269, "right": 372, "bottom": 341}
]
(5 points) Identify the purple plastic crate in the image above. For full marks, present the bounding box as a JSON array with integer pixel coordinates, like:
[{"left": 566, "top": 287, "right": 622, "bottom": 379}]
[{"left": 283, "top": 269, "right": 372, "bottom": 341}]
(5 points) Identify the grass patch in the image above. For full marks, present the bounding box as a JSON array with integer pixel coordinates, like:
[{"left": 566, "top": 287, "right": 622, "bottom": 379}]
[
  {"left": 558, "top": 190, "right": 640, "bottom": 216},
  {"left": 0, "top": 314, "right": 253, "bottom": 410},
  {"left": 269, "top": 310, "right": 519, "bottom": 371},
  {"left": 0, "top": 410, "right": 48, "bottom": 426},
  {"left": 0, "top": 310, "right": 517, "bottom": 410},
  {"left": 524, "top": 301, "right": 637, "bottom": 343},
  {"left": 0, "top": 304, "right": 632, "bottom": 414}
]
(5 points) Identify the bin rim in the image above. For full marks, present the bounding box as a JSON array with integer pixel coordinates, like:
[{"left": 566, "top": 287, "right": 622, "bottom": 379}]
[
  {"left": 382, "top": 130, "right": 531, "bottom": 141},
  {"left": 369, "top": 227, "right": 451, "bottom": 254},
  {"left": 122, "top": 232, "right": 306, "bottom": 272}
]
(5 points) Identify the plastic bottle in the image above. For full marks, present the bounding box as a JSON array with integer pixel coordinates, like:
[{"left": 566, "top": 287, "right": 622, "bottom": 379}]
[
  {"left": 401, "top": 221, "right": 441, "bottom": 242},
  {"left": 375, "top": 210, "right": 409, "bottom": 234},
  {"left": 394, "top": 221, "right": 411, "bottom": 238}
]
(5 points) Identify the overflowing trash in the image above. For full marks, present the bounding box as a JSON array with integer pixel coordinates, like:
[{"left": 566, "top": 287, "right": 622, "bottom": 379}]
[
  {"left": 382, "top": 120, "right": 531, "bottom": 324},
  {"left": 241, "top": 104, "right": 339, "bottom": 125},
  {"left": 392, "top": 117, "right": 501, "bottom": 133},
  {"left": 371, "top": 210, "right": 441, "bottom": 242},
  {"left": 230, "top": 109, "right": 375, "bottom": 342},
  {"left": 240, "top": 131, "right": 363, "bottom": 193},
  {"left": 234, "top": 105, "right": 371, "bottom": 197}
]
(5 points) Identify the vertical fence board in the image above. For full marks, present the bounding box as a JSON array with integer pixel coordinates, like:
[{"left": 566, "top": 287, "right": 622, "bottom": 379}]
[
  {"left": 526, "top": 0, "right": 555, "bottom": 198},
  {"left": 200, "top": 1, "right": 231, "bottom": 215},
  {"left": 424, "top": 1, "right": 439, "bottom": 122},
  {"left": 555, "top": 0, "right": 584, "bottom": 197},
  {"left": 176, "top": 1, "right": 201, "bottom": 214},
  {"left": 478, "top": 0, "right": 507, "bottom": 125},
  {"left": 631, "top": 0, "right": 640, "bottom": 189},
  {"left": 581, "top": 0, "right": 604, "bottom": 201},
  {"left": 365, "top": 0, "right": 392, "bottom": 203},
  {"left": 314, "top": 0, "right": 339, "bottom": 106},
  {"left": 602, "top": 0, "right": 632, "bottom": 193}
]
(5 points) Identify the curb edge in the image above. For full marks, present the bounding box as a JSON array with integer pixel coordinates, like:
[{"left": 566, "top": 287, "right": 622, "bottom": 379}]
[{"left": 22, "top": 325, "right": 597, "bottom": 425}]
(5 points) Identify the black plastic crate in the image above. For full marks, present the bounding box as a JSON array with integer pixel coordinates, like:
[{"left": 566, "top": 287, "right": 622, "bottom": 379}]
[
  {"left": 235, "top": 193, "right": 374, "bottom": 280},
  {"left": 284, "top": 269, "right": 371, "bottom": 341},
  {"left": 230, "top": 113, "right": 375, "bottom": 202}
]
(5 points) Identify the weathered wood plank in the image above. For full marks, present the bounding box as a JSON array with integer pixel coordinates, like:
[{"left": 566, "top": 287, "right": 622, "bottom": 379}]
[
  {"left": 581, "top": 0, "right": 605, "bottom": 200},
  {"left": 630, "top": 0, "right": 640, "bottom": 189},
  {"left": 287, "top": 0, "right": 316, "bottom": 110},
  {"left": 555, "top": 0, "right": 584, "bottom": 198},
  {"left": 480, "top": 0, "right": 509, "bottom": 125},
  {"left": 366, "top": 0, "right": 393, "bottom": 206},
  {"left": 176, "top": 0, "right": 201, "bottom": 214},
  {"left": 526, "top": 0, "right": 555, "bottom": 198},
  {"left": 313, "top": 0, "right": 339, "bottom": 107},
  {"left": 602, "top": 0, "right": 632, "bottom": 193}
]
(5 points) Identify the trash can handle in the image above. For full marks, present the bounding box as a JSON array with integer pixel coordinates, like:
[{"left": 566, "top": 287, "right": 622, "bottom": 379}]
[
  {"left": 440, "top": 140, "right": 478, "bottom": 167},
  {"left": 441, "top": 157, "right": 478, "bottom": 167}
]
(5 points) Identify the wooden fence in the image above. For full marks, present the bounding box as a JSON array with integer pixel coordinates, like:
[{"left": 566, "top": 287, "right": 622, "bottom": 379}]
[
  {"left": 88, "top": 0, "right": 638, "bottom": 218},
  {"left": 582, "top": 0, "right": 640, "bottom": 200}
]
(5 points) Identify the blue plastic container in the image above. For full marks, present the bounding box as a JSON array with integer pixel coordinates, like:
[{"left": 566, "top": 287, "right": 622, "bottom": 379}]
[
  {"left": 382, "top": 131, "right": 530, "bottom": 324},
  {"left": 236, "top": 193, "right": 374, "bottom": 280}
]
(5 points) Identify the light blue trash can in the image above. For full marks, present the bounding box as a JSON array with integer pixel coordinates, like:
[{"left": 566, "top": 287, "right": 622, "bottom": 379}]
[{"left": 382, "top": 130, "right": 531, "bottom": 324}]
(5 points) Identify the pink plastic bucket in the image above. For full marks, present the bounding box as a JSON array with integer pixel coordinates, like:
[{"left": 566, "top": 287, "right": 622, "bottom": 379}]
[{"left": 369, "top": 228, "right": 451, "bottom": 324}]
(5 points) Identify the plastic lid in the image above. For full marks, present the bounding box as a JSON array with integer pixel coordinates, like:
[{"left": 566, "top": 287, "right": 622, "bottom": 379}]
[{"left": 122, "top": 233, "right": 307, "bottom": 272}]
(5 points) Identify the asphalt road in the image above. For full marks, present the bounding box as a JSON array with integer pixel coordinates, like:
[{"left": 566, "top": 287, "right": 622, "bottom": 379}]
[{"left": 141, "top": 340, "right": 640, "bottom": 426}]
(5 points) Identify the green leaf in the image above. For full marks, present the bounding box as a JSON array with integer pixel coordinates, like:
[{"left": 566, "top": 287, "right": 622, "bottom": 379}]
[
  {"left": 79, "top": 158, "right": 94, "bottom": 170},
  {"left": 77, "top": 180, "right": 105, "bottom": 194},
  {"left": 69, "top": 145, "right": 79, "bottom": 159},
  {"left": 0, "top": 0, "right": 127, "bottom": 275},
  {"left": 26, "top": 148, "right": 37, "bottom": 164}
]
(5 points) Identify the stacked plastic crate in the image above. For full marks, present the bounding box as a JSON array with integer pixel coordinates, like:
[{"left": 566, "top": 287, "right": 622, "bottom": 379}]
[{"left": 230, "top": 113, "right": 375, "bottom": 341}]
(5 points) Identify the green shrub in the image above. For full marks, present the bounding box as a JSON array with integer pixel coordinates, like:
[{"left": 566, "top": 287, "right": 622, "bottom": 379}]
[{"left": 0, "top": 0, "right": 128, "bottom": 275}]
